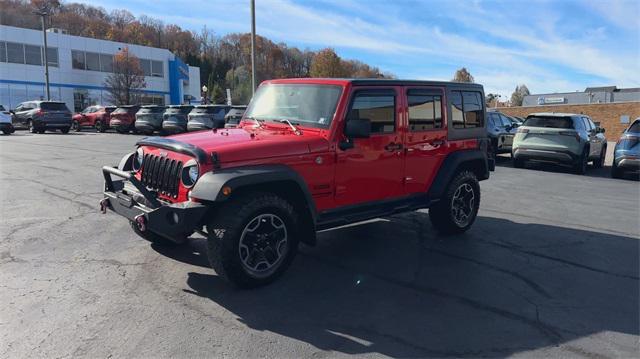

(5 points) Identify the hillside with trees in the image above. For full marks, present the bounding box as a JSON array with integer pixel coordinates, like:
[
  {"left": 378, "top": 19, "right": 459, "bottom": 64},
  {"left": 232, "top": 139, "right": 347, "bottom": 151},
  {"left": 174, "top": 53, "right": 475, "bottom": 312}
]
[{"left": 0, "top": 0, "right": 393, "bottom": 104}]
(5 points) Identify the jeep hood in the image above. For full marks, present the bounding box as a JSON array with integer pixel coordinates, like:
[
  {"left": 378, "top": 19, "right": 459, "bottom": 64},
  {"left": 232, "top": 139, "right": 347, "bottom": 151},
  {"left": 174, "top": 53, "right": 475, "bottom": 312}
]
[{"left": 165, "top": 127, "right": 329, "bottom": 163}]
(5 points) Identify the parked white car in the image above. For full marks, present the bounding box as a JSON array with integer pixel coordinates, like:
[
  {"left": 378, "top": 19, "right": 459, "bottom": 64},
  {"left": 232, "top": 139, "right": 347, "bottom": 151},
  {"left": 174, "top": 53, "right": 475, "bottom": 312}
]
[{"left": 0, "top": 105, "right": 15, "bottom": 135}]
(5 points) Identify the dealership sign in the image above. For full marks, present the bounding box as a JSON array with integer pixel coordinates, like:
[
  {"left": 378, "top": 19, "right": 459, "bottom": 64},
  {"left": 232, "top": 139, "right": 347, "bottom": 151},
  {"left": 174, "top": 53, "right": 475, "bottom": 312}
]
[{"left": 538, "top": 96, "right": 565, "bottom": 105}]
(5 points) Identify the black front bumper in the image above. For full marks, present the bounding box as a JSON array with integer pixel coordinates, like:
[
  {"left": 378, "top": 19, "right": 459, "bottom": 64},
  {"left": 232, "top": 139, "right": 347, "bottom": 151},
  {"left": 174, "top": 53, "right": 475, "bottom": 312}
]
[{"left": 102, "top": 166, "right": 208, "bottom": 241}]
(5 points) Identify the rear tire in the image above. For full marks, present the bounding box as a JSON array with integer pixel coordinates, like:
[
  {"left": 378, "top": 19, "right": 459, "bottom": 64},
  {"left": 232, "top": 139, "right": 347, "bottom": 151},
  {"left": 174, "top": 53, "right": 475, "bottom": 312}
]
[
  {"left": 129, "top": 221, "right": 188, "bottom": 246},
  {"left": 28, "top": 120, "right": 37, "bottom": 134},
  {"left": 513, "top": 157, "right": 525, "bottom": 168},
  {"left": 592, "top": 146, "right": 606, "bottom": 169},
  {"left": 205, "top": 192, "right": 299, "bottom": 288},
  {"left": 95, "top": 120, "right": 105, "bottom": 133},
  {"left": 60, "top": 127, "right": 70, "bottom": 134},
  {"left": 429, "top": 170, "right": 480, "bottom": 235},
  {"left": 574, "top": 147, "right": 589, "bottom": 175},
  {"left": 2, "top": 129, "right": 11, "bottom": 135},
  {"left": 72, "top": 120, "right": 81, "bottom": 132}
]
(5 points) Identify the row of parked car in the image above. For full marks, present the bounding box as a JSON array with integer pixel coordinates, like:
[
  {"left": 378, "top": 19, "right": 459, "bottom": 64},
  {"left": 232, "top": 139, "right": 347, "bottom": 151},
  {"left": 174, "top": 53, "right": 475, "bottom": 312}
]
[{"left": 0, "top": 100, "right": 247, "bottom": 135}]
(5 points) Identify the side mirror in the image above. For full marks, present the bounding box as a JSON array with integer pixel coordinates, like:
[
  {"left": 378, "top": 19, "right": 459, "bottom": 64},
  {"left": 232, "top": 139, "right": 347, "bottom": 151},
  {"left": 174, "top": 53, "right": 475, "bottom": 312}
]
[
  {"left": 599, "top": 127, "right": 605, "bottom": 134},
  {"left": 344, "top": 118, "right": 371, "bottom": 139}
]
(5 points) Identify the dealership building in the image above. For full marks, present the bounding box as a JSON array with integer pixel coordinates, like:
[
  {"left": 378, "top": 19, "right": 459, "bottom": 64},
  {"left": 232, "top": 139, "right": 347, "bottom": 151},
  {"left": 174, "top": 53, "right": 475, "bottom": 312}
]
[
  {"left": 523, "top": 86, "right": 640, "bottom": 107},
  {"left": 0, "top": 25, "right": 200, "bottom": 112}
]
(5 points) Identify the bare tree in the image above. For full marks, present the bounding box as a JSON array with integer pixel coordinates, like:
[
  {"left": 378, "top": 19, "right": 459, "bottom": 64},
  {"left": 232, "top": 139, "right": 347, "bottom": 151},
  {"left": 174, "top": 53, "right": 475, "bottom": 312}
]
[
  {"left": 453, "top": 67, "right": 474, "bottom": 83},
  {"left": 104, "top": 47, "right": 146, "bottom": 105}
]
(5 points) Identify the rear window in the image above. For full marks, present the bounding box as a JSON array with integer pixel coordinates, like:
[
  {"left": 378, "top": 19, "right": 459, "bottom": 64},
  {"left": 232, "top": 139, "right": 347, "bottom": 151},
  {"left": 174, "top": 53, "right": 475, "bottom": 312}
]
[
  {"left": 523, "top": 116, "right": 574, "bottom": 129},
  {"left": 139, "top": 107, "right": 165, "bottom": 114},
  {"left": 627, "top": 120, "right": 640, "bottom": 133},
  {"left": 450, "top": 91, "right": 484, "bottom": 129},
  {"left": 114, "top": 107, "right": 137, "bottom": 114},
  {"left": 40, "top": 102, "right": 69, "bottom": 111},
  {"left": 193, "top": 106, "right": 226, "bottom": 114},
  {"left": 167, "top": 106, "right": 193, "bottom": 114},
  {"left": 105, "top": 107, "right": 116, "bottom": 114}
]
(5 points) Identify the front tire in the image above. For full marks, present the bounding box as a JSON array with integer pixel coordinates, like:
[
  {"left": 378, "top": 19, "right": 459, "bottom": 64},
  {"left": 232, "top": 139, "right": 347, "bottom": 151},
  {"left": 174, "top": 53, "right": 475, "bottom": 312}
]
[
  {"left": 205, "top": 192, "right": 299, "bottom": 288},
  {"left": 429, "top": 170, "right": 481, "bottom": 235},
  {"left": 95, "top": 120, "right": 106, "bottom": 133}
]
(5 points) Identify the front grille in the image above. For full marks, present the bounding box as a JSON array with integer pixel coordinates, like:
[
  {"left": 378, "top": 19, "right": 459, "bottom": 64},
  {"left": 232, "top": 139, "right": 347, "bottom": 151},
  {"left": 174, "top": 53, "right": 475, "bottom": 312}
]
[{"left": 141, "top": 154, "right": 183, "bottom": 198}]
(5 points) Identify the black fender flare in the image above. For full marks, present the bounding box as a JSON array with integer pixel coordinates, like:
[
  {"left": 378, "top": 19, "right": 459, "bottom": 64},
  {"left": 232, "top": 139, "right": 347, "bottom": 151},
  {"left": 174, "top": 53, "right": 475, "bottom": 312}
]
[{"left": 427, "top": 149, "right": 489, "bottom": 199}]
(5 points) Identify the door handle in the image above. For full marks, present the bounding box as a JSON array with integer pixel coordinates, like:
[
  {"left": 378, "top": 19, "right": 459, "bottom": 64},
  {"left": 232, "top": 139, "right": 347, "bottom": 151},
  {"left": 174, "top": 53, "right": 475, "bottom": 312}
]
[{"left": 384, "top": 143, "right": 403, "bottom": 152}]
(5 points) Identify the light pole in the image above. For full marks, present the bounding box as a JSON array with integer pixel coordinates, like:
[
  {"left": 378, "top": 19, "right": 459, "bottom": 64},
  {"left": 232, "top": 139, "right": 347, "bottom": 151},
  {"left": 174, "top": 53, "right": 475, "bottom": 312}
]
[
  {"left": 34, "top": 9, "right": 51, "bottom": 101},
  {"left": 201, "top": 85, "right": 208, "bottom": 104},
  {"left": 250, "top": 0, "right": 256, "bottom": 95}
]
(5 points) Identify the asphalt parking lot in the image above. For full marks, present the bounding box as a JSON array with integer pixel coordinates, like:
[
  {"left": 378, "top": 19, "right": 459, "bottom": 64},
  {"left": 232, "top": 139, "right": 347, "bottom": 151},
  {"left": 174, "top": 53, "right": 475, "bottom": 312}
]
[{"left": 1, "top": 131, "right": 638, "bottom": 358}]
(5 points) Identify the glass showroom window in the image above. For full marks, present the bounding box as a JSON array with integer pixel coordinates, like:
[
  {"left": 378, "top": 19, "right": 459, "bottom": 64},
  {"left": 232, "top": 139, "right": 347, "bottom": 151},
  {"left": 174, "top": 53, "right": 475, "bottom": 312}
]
[
  {"left": 0, "top": 41, "right": 6, "bottom": 62},
  {"left": 86, "top": 52, "right": 100, "bottom": 71},
  {"left": 72, "top": 50, "right": 86, "bottom": 70},
  {"left": 24, "top": 44, "right": 42, "bottom": 65},
  {"left": 100, "top": 54, "right": 113, "bottom": 72},
  {"left": 6, "top": 42, "right": 25, "bottom": 64},
  {"left": 151, "top": 60, "right": 163, "bottom": 77}
]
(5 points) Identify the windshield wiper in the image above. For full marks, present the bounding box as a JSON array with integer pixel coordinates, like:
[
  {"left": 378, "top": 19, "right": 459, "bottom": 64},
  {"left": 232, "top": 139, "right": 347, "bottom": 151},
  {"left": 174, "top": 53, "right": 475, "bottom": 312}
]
[
  {"left": 276, "top": 119, "right": 302, "bottom": 135},
  {"left": 245, "top": 116, "right": 265, "bottom": 129}
]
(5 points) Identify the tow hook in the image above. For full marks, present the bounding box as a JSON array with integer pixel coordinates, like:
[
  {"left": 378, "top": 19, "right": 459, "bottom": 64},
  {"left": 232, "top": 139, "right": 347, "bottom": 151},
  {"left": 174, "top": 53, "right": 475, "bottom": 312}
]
[
  {"left": 99, "top": 198, "right": 109, "bottom": 214},
  {"left": 134, "top": 214, "right": 147, "bottom": 232}
]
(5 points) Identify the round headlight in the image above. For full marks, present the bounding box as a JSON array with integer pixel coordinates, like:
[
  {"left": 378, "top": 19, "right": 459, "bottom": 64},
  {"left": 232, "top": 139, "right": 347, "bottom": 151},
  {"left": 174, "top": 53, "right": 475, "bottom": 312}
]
[
  {"left": 181, "top": 164, "right": 199, "bottom": 187},
  {"left": 133, "top": 148, "right": 144, "bottom": 171}
]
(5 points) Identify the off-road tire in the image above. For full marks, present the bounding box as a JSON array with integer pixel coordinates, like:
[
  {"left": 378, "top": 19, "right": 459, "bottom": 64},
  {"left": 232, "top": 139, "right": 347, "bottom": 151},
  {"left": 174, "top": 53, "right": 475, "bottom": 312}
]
[
  {"left": 129, "top": 221, "right": 188, "bottom": 246},
  {"left": 60, "top": 127, "right": 70, "bottom": 134},
  {"left": 429, "top": 170, "right": 481, "bottom": 235},
  {"left": 574, "top": 147, "right": 589, "bottom": 175},
  {"left": 72, "top": 120, "right": 81, "bottom": 132},
  {"left": 95, "top": 120, "right": 106, "bottom": 133},
  {"left": 592, "top": 145, "right": 606, "bottom": 169},
  {"left": 205, "top": 192, "right": 299, "bottom": 289}
]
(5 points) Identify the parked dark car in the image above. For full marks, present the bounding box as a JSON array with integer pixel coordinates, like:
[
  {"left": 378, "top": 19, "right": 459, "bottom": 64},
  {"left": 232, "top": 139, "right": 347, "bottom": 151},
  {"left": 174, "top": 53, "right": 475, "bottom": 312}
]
[
  {"left": 187, "top": 105, "right": 230, "bottom": 131},
  {"left": 72, "top": 105, "right": 116, "bottom": 132},
  {"left": 109, "top": 105, "right": 141, "bottom": 134},
  {"left": 224, "top": 105, "right": 248, "bottom": 128},
  {"left": 612, "top": 118, "right": 640, "bottom": 179},
  {"left": 12, "top": 101, "right": 73, "bottom": 133},
  {"left": 162, "top": 105, "right": 194, "bottom": 134},
  {"left": 134, "top": 105, "right": 167, "bottom": 135},
  {"left": 0, "top": 105, "right": 15, "bottom": 134},
  {"left": 487, "top": 111, "right": 517, "bottom": 156}
]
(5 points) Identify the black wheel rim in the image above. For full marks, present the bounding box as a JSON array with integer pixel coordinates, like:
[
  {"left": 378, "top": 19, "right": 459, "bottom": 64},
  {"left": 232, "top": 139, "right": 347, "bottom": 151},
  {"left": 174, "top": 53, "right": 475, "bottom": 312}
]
[
  {"left": 238, "top": 213, "right": 288, "bottom": 278},
  {"left": 451, "top": 183, "right": 475, "bottom": 227}
]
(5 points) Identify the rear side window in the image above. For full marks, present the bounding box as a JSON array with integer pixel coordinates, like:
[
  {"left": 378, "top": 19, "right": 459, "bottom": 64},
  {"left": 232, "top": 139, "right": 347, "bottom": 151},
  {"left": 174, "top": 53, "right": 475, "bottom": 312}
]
[
  {"left": 523, "top": 116, "right": 574, "bottom": 129},
  {"left": 407, "top": 90, "right": 442, "bottom": 131},
  {"left": 450, "top": 91, "right": 484, "bottom": 129},
  {"left": 40, "top": 102, "right": 69, "bottom": 111},
  {"left": 627, "top": 120, "right": 640, "bottom": 133},
  {"left": 348, "top": 91, "right": 395, "bottom": 134}
]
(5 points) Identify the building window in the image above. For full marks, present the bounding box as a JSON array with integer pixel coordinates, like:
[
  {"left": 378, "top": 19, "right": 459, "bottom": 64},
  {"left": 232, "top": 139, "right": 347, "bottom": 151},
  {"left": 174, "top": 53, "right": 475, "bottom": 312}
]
[
  {"left": 45, "top": 47, "right": 58, "bottom": 67},
  {"left": 151, "top": 60, "right": 163, "bottom": 77},
  {"left": 450, "top": 90, "right": 484, "bottom": 129},
  {"left": 24, "top": 44, "right": 42, "bottom": 65},
  {"left": 140, "top": 59, "right": 151, "bottom": 76},
  {"left": 348, "top": 90, "right": 396, "bottom": 134},
  {"left": 100, "top": 54, "right": 113, "bottom": 72},
  {"left": 6, "top": 42, "right": 25, "bottom": 64},
  {"left": 72, "top": 50, "right": 86, "bottom": 69},
  {"left": 0, "top": 41, "right": 6, "bottom": 62},
  {"left": 86, "top": 52, "right": 100, "bottom": 71},
  {"left": 407, "top": 90, "right": 443, "bottom": 131}
]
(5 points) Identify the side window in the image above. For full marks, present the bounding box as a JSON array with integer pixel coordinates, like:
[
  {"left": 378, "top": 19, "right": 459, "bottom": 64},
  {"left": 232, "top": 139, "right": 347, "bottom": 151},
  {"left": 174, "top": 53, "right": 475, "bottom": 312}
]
[
  {"left": 586, "top": 117, "right": 596, "bottom": 130},
  {"left": 348, "top": 90, "right": 396, "bottom": 134},
  {"left": 581, "top": 117, "right": 592, "bottom": 131},
  {"left": 450, "top": 91, "right": 484, "bottom": 129},
  {"left": 499, "top": 114, "right": 511, "bottom": 127},
  {"left": 407, "top": 90, "right": 442, "bottom": 131}
]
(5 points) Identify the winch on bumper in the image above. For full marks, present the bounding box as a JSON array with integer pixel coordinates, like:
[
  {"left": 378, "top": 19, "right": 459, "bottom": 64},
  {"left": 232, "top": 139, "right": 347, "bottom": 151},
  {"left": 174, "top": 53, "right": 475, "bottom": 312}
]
[{"left": 101, "top": 166, "right": 207, "bottom": 241}]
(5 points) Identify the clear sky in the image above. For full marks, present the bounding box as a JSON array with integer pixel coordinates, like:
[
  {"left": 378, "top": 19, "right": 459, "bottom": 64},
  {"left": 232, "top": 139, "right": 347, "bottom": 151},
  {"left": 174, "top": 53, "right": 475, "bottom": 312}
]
[{"left": 78, "top": 0, "right": 640, "bottom": 98}]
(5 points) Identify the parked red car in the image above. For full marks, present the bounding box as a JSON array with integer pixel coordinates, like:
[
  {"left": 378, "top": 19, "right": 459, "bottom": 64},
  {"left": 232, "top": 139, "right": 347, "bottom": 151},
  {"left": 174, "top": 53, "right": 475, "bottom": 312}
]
[
  {"left": 109, "top": 105, "right": 141, "bottom": 134},
  {"left": 101, "top": 78, "right": 493, "bottom": 288},
  {"left": 72, "top": 105, "right": 116, "bottom": 132}
]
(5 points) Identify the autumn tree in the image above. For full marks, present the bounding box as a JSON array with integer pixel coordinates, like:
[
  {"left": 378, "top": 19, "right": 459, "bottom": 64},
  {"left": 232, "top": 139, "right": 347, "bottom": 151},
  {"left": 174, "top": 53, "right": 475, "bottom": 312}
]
[
  {"left": 510, "top": 84, "right": 530, "bottom": 106},
  {"left": 453, "top": 67, "right": 474, "bottom": 83},
  {"left": 310, "top": 48, "right": 347, "bottom": 78},
  {"left": 104, "top": 47, "right": 146, "bottom": 105}
]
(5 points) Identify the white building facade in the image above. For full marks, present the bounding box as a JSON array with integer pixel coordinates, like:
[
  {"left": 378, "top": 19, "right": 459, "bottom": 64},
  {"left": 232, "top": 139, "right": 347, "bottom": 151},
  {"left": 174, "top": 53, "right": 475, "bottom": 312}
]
[{"left": 0, "top": 25, "right": 200, "bottom": 112}]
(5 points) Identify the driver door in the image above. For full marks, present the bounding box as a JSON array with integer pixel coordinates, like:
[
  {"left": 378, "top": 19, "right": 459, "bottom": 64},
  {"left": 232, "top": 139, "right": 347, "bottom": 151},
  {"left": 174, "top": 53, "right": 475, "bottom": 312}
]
[{"left": 334, "top": 87, "right": 405, "bottom": 207}]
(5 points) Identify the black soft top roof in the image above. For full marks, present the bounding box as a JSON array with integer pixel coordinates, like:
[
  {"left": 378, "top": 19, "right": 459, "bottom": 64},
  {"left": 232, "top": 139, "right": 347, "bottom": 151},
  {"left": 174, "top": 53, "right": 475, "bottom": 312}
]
[{"left": 347, "top": 79, "right": 484, "bottom": 89}]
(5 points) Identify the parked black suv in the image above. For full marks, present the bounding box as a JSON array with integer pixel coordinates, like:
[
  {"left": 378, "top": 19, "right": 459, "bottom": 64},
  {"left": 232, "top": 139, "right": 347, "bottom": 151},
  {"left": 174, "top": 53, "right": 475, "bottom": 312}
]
[{"left": 12, "top": 101, "right": 73, "bottom": 133}]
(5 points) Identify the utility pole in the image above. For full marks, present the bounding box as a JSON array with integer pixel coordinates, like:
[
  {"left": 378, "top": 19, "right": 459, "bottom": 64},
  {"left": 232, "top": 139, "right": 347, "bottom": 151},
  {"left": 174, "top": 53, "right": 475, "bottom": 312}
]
[
  {"left": 34, "top": 9, "right": 51, "bottom": 100},
  {"left": 250, "top": 0, "right": 256, "bottom": 94}
]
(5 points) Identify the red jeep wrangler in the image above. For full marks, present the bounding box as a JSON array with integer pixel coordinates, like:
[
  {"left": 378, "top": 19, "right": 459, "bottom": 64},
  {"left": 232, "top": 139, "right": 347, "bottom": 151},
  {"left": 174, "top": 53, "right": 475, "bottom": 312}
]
[{"left": 101, "top": 79, "right": 493, "bottom": 288}]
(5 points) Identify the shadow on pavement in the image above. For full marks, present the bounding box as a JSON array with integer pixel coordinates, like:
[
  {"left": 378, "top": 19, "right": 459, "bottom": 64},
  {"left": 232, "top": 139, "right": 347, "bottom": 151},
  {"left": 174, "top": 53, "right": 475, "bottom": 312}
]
[
  {"left": 155, "top": 212, "right": 640, "bottom": 357},
  {"left": 494, "top": 154, "right": 639, "bottom": 180}
]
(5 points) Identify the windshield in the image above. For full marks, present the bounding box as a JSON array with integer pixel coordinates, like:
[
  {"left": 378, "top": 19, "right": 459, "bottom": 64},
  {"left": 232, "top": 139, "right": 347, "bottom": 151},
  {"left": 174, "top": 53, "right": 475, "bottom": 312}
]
[
  {"left": 167, "top": 107, "right": 193, "bottom": 114},
  {"left": 41, "top": 102, "right": 69, "bottom": 111},
  {"left": 244, "top": 84, "right": 342, "bottom": 128},
  {"left": 524, "top": 116, "right": 574, "bottom": 129},
  {"left": 627, "top": 120, "right": 640, "bottom": 133}
]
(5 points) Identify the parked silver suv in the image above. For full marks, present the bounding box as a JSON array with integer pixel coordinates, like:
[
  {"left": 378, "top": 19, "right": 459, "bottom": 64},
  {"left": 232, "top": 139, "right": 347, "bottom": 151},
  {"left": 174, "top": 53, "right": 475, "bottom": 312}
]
[
  {"left": 512, "top": 113, "right": 607, "bottom": 174},
  {"left": 11, "top": 101, "right": 73, "bottom": 134}
]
